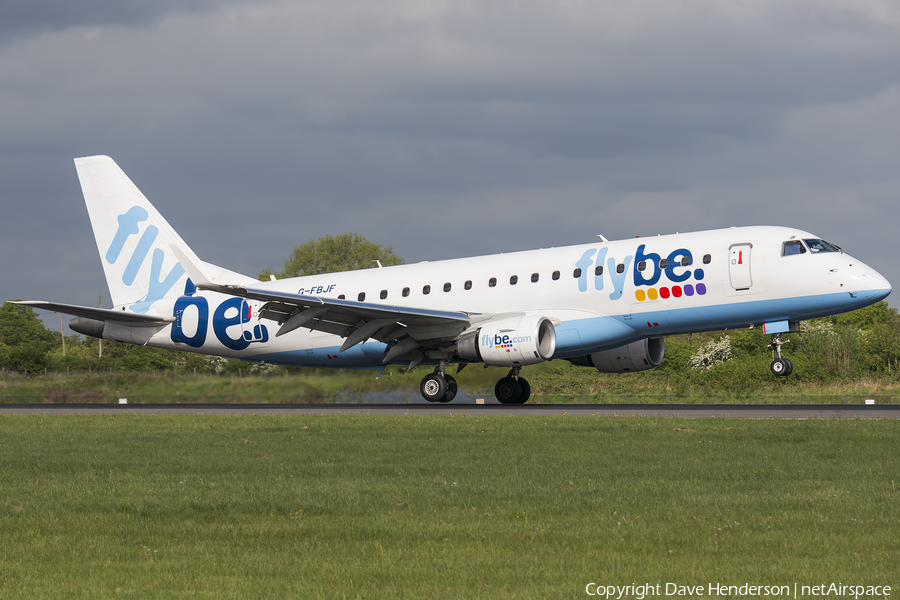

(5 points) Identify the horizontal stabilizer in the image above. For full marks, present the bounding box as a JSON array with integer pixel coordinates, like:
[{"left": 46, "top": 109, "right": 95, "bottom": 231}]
[{"left": 14, "top": 301, "right": 173, "bottom": 325}]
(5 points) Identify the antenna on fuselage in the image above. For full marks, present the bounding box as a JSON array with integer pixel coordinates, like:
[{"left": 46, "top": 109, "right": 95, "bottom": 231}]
[{"left": 597, "top": 235, "right": 608, "bottom": 243}]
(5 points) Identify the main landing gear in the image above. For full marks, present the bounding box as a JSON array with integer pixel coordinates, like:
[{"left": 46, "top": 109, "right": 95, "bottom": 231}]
[
  {"left": 420, "top": 367, "right": 458, "bottom": 403},
  {"left": 768, "top": 333, "right": 793, "bottom": 377},
  {"left": 418, "top": 365, "right": 532, "bottom": 404},
  {"left": 494, "top": 368, "right": 531, "bottom": 404}
]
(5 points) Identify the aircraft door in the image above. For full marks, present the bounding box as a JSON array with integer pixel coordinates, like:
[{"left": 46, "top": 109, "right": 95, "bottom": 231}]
[{"left": 728, "top": 243, "right": 753, "bottom": 290}]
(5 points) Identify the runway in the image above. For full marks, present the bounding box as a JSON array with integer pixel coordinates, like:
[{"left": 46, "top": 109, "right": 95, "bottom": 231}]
[{"left": 1, "top": 403, "right": 898, "bottom": 418}]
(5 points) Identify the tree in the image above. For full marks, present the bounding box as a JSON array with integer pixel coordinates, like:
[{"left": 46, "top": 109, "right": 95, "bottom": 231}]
[
  {"left": 0, "top": 302, "right": 59, "bottom": 350},
  {"left": 259, "top": 233, "right": 404, "bottom": 280},
  {"left": 0, "top": 302, "right": 60, "bottom": 372},
  {"left": 832, "top": 301, "right": 897, "bottom": 329}
]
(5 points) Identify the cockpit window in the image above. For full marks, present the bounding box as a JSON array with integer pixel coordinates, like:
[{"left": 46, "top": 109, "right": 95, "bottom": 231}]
[
  {"left": 803, "top": 239, "right": 842, "bottom": 253},
  {"left": 782, "top": 240, "right": 806, "bottom": 256}
]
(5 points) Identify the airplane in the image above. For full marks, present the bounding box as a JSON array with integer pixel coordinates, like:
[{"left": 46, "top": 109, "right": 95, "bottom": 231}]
[{"left": 15, "top": 156, "right": 892, "bottom": 403}]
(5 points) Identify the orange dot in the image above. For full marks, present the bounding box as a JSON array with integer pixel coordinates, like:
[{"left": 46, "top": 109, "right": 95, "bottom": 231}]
[
  {"left": 635, "top": 289, "right": 646, "bottom": 301},
  {"left": 648, "top": 288, "right": 659, "bottom": 300}
]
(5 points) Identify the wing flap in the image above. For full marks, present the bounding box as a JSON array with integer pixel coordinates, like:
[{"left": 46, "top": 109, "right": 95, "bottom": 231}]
[{"left": 244, "top": 287, "right": 475, "bottom": 345}]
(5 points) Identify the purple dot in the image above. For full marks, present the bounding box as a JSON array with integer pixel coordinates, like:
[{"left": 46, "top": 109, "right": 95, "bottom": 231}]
[
  {"left": 696, "top": 283, "right": 707, "bottom": 295},
  {"left": 684, "top": 284, "right": 694, "bottom": 296}
]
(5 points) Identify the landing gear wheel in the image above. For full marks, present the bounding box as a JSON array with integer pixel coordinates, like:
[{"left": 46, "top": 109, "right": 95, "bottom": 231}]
[
  {"left": 495, "top": 377, "right": 523, "bottom": 404},
  {"left": 440, "top": 375, "right": 458, "bottom": 403},
  {"left": 517, "top": 377, "right": 531, "bottom": 403},
  {"left": 420, "top": 373, "right": 448, "bottom": 402},
  {"left": 768, "top": 333, "right": 793, "bottom": 377},
  {"left": 770, "top": 358, "right": 791, "bottom": 377}
]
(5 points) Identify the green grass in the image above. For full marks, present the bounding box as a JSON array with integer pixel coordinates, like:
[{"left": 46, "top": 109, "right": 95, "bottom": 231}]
[
  {"left": 1, "top": 415, "right": 898, "bottom": 598},
  {"left": 2, "top": 365, "right": 899, "bottom": 404}
]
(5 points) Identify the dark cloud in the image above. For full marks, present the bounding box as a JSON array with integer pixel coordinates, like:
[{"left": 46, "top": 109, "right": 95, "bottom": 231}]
[{"left": 0, "top": 0, "right": 261, "bottom": 46}]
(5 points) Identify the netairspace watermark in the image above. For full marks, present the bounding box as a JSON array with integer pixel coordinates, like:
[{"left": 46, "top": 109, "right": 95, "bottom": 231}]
[{"left": 585, "top": 582, "right": 891, "bottom": 599}]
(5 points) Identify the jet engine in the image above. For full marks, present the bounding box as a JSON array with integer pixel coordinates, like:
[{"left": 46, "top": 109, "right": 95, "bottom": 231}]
[
  {"left": 569, "top": 337, "right": 665, "bottom": 373},
  {"left": 457, "top": 315, "right": 556, "bottom": 367}
]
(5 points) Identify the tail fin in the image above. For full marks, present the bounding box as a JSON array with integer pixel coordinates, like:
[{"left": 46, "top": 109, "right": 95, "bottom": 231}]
[{"left": 75, "top": 156, "right": 199, "bottom": 314}]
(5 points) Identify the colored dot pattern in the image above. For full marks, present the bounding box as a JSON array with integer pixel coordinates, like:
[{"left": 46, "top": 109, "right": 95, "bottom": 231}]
[{"left": 636, "top": 283, "right": 706, "bottom": 301}]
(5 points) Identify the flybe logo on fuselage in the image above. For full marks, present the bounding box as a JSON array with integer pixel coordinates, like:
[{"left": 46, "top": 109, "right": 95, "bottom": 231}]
[
  {"left": 106, "top": 206, "right": 186, "bottom": 313},
  {"left": 170, "top": 281, "right": 270, "bottom": 350},
  {"left": 575, "top": 243, "right": 707, "bottom": 301}
]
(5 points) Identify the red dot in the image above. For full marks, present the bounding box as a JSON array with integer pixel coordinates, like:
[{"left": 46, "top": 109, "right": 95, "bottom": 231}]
[
  {"left": 672, "top": 286, "right": 682, "bottom": 298},
  {"left": 660, "top": 287, "right": 670, "bottom": 299}
]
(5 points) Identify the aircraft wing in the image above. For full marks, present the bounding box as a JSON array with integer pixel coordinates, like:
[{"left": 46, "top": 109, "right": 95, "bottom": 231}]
[
  {"left": 13, "top": 301, "right": 174, "bottom": 325},
  {"left": 171, "top": 244, "right": 480, "bottom": 360},
  {"left": 207, "top": 284, "right": 477, "bottom": 349}
]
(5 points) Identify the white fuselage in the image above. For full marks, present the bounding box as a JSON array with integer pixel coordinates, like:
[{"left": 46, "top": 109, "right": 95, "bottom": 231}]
[{"left": 110, "top": 225, "right": 890, "bottom": 368}]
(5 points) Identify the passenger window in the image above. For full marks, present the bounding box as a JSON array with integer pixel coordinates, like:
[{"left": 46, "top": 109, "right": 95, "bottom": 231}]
[
  {"left": 510, "top": 275, "right": 518, "bottom": 285},
  {"left": 489, "top": 277, "right": 497, "bottom": 288},
  {"left": 464, "top": 280, "right": 472, "bottom": 290},
  {"left": 358, "top": 292, "right": 366, "bottom": 302},
  {"left": 443, "top": 283, "right": 451, "bottom": 292},
  {"left": 338, "top": 294, "right": 345, "bottom": 300},
  {"left": 782, "top": 240, "right": 806, "bottom": 256},
  {"left": 531, "top": 273, "right": 539, "bottom": 283},
  {"left": 595, "top": 265, "right": 603, "bottom": 276},
  {"left": 681, "top": 256, "right": 691, "bottom": 267},
  {"left": 573, "top": 268, "right": 582, "bottom": 278},
  {"left": 552, "top": 271, "right": 560, "bottom": 280},
  {"left": 402, "top": 287, "right": 410, "bottom": 297},
  {"left": 616, "top": 263, "right": 625, "bottom": 274},
  {"left": 423, "top": 285, "right": 431, "bottom": 295},
  {"left": 637, "top": 261, "right": 646, "bottom": 271},
  {"left": 703, "top": 254, "right": 711, "bottom": 264},
  {"left": 380, "top": 290, "right": 388, "bottom": 300},
  {"left": 659, "top": 258, "right": 668, "bottom": 269}
]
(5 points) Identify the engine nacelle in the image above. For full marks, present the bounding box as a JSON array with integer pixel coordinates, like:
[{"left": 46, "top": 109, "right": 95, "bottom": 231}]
[
  {"left": 69, "top": 317, "right": 106, "bottom": 339},
  {"left": 457, "top": 315, "right": 557, "bottom": 367},
  {"left": 569, "top": 337, "right": 665, "bottom": 373}
]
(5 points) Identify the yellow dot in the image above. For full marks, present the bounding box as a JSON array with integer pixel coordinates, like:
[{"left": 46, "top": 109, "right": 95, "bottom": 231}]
[
  {"left": 635, "top": 289, "right": 646, "bottom": 301},
  {"left": 648, "top": 288, "right": 659, "bottom": 300}
]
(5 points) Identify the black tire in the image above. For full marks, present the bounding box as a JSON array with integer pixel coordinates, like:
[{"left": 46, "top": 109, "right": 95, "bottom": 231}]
[
  {"left": 495, "top": 377, "right": 523, "bottom": 404},
  {"left": 770, "top": 358, "right": 789, "bottom": 377},
  {"left": 517, "top": 378, "right": 531, "bottom": 404},
  {"left": 783, "top": 358, "right": 794, "bottom": 376},
  {"left": 420, "top": 373, "right": 448, "bottom": 402},
  {"left": 440, "top": 375, "right": 458, "bottom": 403}
]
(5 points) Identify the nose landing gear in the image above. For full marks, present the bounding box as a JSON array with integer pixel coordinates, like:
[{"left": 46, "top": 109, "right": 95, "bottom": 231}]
[{"left": 768, "top": 333, "right": 793, "bottom": 376}]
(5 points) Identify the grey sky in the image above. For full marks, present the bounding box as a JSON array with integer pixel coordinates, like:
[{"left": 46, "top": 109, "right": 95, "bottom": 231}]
[{"left": 1, "top": 0, "right": 898, "bottom": 330}]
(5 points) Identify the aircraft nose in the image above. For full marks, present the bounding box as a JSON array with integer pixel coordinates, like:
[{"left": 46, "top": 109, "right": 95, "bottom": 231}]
[{"left": 853, "top": 263, "right": 892, "bottom": 303}]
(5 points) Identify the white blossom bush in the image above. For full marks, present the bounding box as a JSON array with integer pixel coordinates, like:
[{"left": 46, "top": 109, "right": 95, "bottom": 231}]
[
  {"left": 205, "top": 355, "right": 278, "bottom": 374},
  {"left": 206, "top": 355, "right": 228, "bottom": 374},
  {"left": 689, "top": 335, "right": 734, "bottom": 370}
]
